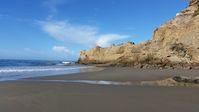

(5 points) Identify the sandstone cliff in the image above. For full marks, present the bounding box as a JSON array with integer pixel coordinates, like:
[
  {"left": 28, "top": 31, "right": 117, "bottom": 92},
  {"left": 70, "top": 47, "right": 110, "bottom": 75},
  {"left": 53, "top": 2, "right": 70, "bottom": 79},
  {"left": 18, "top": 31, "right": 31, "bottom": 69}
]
[{"left": 78, "top": 0, "right": 199, "bottom": 68}]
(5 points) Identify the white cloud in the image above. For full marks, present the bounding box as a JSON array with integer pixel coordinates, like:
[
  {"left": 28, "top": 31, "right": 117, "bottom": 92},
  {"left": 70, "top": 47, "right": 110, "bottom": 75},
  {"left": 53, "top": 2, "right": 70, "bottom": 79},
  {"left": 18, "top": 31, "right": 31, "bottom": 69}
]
[
  {"left": 38, "top": 20, "right": 129, "bottom": 47},
  {"left": 39, "top": 20, "right": 97, "bottom": 46},
  {"left": 40, "top": 0, "right": 129, "bottom": 48},
  {"left": 52, "top": 46, "right": 73, "bottom": 54},
  {"left": 96, "top": 34, "right": 129, "bottom": 47}
]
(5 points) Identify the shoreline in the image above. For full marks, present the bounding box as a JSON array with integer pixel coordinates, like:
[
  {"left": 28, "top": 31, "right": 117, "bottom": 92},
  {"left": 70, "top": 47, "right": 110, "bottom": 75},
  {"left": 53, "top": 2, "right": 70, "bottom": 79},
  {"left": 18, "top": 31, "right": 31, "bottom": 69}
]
[
  {"left": 25, "top": 67, "right": 199, "bottom": 82},
  {"left": 25, "top": 67, "right": 199, "bottom": 87},
  {"left": 0, "top": 65, "right": 104, "bottom": 82},
  {"left": 1, "top": 67, "right": 199, "bottom": 87},
  {"left": 0, "top": 67, "right": 199, "bottom": 112}
]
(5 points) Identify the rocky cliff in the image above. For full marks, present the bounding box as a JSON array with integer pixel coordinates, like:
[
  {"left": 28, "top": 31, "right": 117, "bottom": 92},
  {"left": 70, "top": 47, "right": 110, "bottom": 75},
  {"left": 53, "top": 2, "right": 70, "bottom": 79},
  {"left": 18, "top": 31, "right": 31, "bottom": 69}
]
[{"left": 78, "top": 0, "right": 199, "bottom": 69}]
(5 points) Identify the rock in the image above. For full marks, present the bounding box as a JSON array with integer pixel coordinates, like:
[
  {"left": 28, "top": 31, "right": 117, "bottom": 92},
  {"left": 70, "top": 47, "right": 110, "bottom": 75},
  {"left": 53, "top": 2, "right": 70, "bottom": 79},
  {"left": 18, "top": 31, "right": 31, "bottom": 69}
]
[
  {"left": 189, "top": 0, "right": 199, "bottom": 6},
  {"left": 173, "top": 76, "right": 199, "bottom": 84},
  {"left": 194, "top": 79, "right": 199, "bottom": 84},
  {"left": 173, "top": 76, "right": 185, "bottom": 82},
  {"left": 78, "top": 0, "right": 199, "bottom": 68}
]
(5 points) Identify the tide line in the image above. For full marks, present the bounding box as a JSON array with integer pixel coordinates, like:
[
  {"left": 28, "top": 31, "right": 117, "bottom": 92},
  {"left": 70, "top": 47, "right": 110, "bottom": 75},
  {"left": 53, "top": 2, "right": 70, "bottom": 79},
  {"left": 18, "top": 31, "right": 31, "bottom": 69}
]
[{"left": 20, "top": 79, "right": 132, "bottom": 86}]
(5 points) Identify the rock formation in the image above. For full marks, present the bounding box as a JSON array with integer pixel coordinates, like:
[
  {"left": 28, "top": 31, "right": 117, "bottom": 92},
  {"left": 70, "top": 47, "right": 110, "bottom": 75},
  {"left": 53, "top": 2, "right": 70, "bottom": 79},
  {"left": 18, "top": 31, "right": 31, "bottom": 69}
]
[{"left": 78, "top": 0, "right": 199, "bottom": 68}]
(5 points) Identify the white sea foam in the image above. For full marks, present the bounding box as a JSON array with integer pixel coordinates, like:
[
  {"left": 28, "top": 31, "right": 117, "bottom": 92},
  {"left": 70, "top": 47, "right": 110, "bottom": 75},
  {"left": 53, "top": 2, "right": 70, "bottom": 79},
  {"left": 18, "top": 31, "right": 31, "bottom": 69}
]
[
  {"left": 22, "top": 80, "right": 131, "bottom": 85},
  {"left": 0, "top": 60, "right": 96, "bottom": 81},
  {"left": 0, "top": 66, "right": 96, "bottom": 81},
  {"left": 0, "top": 66, "right": 90, "bottom": 73}
]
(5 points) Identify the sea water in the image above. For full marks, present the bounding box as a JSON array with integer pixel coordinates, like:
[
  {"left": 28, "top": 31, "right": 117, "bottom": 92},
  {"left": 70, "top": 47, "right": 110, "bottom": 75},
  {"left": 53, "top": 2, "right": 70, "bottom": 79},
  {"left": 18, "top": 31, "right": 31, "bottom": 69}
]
[{"left": 0, "top": 59, "right": 92, "bottom": 81}]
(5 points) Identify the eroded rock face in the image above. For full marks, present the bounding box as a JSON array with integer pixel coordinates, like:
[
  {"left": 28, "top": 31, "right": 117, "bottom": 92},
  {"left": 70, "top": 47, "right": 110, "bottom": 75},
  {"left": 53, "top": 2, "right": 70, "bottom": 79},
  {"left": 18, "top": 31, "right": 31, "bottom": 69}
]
[
  {"left": 189, "top": 0, "right": 199, "bottom": 6},
  {"left": 78, "top": 0, "right": 199, "bottom": 68}
]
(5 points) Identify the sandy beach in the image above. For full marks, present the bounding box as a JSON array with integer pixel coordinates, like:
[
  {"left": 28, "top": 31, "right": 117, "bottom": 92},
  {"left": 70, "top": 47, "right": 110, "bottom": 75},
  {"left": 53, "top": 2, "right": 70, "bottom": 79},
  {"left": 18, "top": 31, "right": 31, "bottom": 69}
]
[
  {"left": 1, "top": 0, "right": 199, "bottom": 112},
  {"left": 0, "top": 67, "right": 199, "bottom": 112}
]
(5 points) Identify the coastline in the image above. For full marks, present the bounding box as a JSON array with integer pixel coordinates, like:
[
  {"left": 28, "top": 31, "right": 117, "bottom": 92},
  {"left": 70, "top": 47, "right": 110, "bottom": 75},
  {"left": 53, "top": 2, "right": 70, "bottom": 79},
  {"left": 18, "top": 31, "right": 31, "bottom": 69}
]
[
  {"left": 0, "top": 67, "right": 199, "bottom": 112},
  {"left": 0, "top": 64, "right": 103, "bottom": 81},
  {"left": 25, "top": 67, "right": 199, "bottom": 83},
  {"left": 1, "top": 0, "right": 199, "bottom": 112}
]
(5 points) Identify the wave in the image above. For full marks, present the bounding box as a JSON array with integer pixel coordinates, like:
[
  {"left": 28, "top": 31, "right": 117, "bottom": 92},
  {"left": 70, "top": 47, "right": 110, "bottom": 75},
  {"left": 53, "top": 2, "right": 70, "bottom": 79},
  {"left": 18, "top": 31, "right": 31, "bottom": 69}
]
[
  {"left": 0, "top": 66, "right": 89, "bottom": 73},
  {"left": 56, "top": 61, "right": 74, "bottom": 66},
  {"left": 0, "top": 59, "right": 75, "bottom": 67}
]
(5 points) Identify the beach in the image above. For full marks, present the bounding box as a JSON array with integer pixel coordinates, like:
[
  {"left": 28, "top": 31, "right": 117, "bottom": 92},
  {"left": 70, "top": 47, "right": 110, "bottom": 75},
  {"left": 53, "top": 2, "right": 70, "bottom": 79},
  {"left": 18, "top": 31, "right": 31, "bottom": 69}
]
[
  {"left": 1, "top": 0, "right": 199, "bottom": 112},
  {"left": 0, "top": 67, "right": 199, "bottom": 112}
]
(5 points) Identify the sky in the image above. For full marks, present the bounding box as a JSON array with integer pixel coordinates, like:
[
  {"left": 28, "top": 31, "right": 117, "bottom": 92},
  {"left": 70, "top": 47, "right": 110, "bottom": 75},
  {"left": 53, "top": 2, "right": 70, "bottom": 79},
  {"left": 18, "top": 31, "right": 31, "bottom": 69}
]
[{"left": 0, "top": 0, "right": 188, "bottom": 60}]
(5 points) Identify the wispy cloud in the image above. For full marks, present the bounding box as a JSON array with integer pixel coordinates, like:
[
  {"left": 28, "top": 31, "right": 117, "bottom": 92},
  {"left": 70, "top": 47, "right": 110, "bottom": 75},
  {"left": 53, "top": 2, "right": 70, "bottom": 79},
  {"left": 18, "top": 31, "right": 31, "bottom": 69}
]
[
  {"left": 43, "top": 0, "right": 65, "bottom": 13},
  {"left": 39, "top": 20, "right": 97, "bottom": 46},
  {"left": 52, "top": 45, "right": 73, "bottom": 54},
  {"left": 38, "top": 20, "right": 129, "bottom": 47},
  {"left": 42, "top": 0, "right": 69, "bottom": 19},
  {"left": 40, "top": 0, "right": 129, "bottom": 48},
  {"left": 96, "top": 34, "right": 129, "bottom": 47}
]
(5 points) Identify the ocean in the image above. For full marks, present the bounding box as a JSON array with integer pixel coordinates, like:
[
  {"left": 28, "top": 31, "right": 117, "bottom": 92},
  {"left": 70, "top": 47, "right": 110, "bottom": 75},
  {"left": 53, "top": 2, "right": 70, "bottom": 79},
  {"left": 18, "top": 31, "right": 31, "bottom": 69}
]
[{"left": 0, "top": 59, "right": 91, "bottom": 81}]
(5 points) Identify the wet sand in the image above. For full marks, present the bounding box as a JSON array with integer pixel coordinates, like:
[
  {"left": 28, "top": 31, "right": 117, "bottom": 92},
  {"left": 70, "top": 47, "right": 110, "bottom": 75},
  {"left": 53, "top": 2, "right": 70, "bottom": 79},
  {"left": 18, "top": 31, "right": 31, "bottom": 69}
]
[{"left": 0, "top": 67, "right": 199, "bottom": 112}]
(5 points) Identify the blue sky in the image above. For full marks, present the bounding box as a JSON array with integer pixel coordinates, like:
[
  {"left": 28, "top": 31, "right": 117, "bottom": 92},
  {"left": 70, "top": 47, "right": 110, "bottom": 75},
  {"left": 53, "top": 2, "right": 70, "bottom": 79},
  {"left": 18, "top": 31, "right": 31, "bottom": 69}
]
[{"left": 0, "top": 0, "right": 187, "bottom": 60}]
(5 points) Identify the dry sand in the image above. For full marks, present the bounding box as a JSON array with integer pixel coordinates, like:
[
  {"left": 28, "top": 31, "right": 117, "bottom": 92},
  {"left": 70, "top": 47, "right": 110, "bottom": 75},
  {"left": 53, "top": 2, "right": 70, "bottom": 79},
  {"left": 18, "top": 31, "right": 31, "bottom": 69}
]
[{"left": 0, "top": 67, "right": 199, "bottom": 112}]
